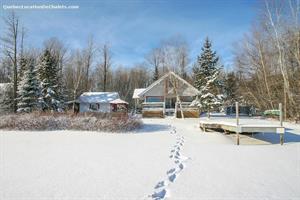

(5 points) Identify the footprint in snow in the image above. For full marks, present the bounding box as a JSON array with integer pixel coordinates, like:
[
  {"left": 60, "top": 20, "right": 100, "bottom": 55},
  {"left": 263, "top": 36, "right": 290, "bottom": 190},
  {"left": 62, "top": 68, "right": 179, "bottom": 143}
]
[
  {"left": 168, "top": 173, "right": 177, "bottom": 182},
  {"left": 167, "top": 168, "right": 176, "bottom": 175},
  {"left": 154, "top": 180, "right": 168, "bottom": 189},
  {"left": 151, "top": 188, "right": 168, "bottom": 200},
  {"left": 174, "top": 155, "right": 180, "bottom": 160},
  {"left": 178, "top": 163, "right": 185, "bottom": 170},
  {"left": 170, "top": 151, "right": 180, "bottom": 158},
  {"left": 176, "top": 142, "right": 183, "bottom": 146}
]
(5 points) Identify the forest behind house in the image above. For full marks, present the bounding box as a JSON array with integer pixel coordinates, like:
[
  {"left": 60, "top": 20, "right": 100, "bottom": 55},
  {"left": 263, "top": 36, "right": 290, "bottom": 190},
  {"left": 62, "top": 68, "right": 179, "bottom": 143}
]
[{"left": 0, "top": 1, "right": 299, "bottom": 120}]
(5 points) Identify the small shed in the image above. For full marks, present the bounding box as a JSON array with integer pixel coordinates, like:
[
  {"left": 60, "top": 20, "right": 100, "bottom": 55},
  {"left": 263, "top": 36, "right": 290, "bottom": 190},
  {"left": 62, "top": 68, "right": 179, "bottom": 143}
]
[
  {"left": 79, "top": 92, "right": 119, "bottom": 113},
  {"left": 110, "top": 98, "right": 129, "bottom": 118},
  {"left": 110, "top": 98, "right": 129, "bottom": 112}
]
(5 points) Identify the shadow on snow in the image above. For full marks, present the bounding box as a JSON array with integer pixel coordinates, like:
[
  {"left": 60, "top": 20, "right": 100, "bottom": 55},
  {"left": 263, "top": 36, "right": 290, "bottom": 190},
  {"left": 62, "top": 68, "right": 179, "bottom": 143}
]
[{"left": 251, "top": 130, "right": 300, "bottom": 144}]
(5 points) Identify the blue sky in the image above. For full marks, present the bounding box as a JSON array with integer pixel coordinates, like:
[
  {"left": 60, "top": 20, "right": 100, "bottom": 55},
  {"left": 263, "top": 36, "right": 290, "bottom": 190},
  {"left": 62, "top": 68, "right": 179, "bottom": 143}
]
[{"left": 0, "top": 0, "right": 259, "bottom": 70}]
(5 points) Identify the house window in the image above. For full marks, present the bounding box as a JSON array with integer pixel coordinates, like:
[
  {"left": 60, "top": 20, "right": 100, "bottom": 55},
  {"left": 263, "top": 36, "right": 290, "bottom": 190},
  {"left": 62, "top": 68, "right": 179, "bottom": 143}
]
[
  {"left": 146, "top": 96, "right": 163, "bottom": 102},
  {"left": 89, "top": 103, "right": 99, "bottom": 111}
]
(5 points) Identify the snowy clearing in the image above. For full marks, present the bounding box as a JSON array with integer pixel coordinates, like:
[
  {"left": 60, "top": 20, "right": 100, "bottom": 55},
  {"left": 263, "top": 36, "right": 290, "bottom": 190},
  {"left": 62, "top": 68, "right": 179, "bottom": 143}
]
[{"left": 0, "top": 118, "right": 300, "bottom": 200}]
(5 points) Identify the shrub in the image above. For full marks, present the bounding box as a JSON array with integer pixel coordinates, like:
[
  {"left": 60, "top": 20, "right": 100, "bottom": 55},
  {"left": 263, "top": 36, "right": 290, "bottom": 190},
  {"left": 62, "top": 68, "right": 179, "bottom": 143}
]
[{"left": 0, "top": 112, "right": 142, "bottom": 132}]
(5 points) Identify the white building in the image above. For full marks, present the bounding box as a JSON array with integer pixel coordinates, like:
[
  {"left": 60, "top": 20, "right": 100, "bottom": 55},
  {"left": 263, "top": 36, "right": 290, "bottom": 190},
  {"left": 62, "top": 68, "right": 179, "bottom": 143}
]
[{"left": 79, "top": 92, "right": 120, "bottom": 113}]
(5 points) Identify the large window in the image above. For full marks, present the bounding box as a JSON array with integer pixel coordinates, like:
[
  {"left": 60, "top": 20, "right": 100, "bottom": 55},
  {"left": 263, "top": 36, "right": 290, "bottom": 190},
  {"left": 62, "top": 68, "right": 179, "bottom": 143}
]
[{"left": 146, "top": 96, "right": 163, "bottom": 102}]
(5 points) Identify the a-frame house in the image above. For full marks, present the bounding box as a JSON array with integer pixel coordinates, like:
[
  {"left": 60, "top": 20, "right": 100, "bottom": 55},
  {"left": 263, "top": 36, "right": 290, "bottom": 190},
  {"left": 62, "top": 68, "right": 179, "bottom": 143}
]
[{"left": 133, "top": 71, "right": 200, "bottom": 118}]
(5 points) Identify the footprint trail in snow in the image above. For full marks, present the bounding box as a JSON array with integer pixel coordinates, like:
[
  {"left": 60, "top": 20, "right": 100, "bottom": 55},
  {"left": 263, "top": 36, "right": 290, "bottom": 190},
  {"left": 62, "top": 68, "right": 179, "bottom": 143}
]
[{"left": 147, "top": 125, "right": 190, "bottom": 200}]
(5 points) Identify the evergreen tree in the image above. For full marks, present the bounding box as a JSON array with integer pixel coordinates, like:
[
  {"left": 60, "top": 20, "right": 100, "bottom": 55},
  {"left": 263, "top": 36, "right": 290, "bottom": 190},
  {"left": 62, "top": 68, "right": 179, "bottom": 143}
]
[
  {"left": 17, "top": 58, "right": 39, "bottom": 112},
  {"left": 192, "top": 37, "right": 224, "bottom": 112},
  {"left": 18, "top": 57, "right": 28, "bottom": 82},
  {"left": 38, "top": 49, "right": 63, "bottom": 111}
]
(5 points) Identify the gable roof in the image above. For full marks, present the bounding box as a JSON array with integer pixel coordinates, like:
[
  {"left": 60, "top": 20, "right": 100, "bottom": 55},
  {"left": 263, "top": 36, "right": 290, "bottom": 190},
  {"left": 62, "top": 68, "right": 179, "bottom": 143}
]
[
  {"left": 110, "top": 98, "right": 128, "bottom": 104},
  {"left": 132, "top": 88, "right": 146, "bottom": 99},
  {"left": 79, "top": 92, "right": 119, "bottom": 103},
  {"left": 138, "top": 71, "right": 199, "bottom": 98}
]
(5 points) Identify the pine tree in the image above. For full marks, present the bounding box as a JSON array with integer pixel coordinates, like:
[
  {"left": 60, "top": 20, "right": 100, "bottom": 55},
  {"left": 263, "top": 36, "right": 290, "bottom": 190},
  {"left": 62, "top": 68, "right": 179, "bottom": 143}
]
[
  {"left": 17, "top": 58, "right": 39, "bottom": 112},
  {"left": 192, "top": 38, "right": 224, "bottom": 112},
  {"left": 38, "top": 49, "right": 63, "bottom": 111},
  {"left": 18, "top": 57, "right": 28, "bottom": 82}
]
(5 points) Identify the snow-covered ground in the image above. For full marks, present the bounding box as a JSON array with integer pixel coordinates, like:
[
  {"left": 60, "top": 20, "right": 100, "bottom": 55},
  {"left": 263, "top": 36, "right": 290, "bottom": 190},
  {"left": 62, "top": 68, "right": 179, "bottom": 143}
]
[{"left": 0, "top": 117, "right": 299, "bottom": 200}]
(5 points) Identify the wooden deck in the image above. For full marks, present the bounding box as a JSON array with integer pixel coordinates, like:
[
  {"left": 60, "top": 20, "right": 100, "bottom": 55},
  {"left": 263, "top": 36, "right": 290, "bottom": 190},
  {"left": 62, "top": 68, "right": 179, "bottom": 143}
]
[
  {"left": 142, "top": 110, "right": 164, "bottom": 118},
  {"left": 199, "top": 118, "right": 285, "bottom": 145},
  {"left": 176, "top": 110, "right": 199, "bottom": 118}
]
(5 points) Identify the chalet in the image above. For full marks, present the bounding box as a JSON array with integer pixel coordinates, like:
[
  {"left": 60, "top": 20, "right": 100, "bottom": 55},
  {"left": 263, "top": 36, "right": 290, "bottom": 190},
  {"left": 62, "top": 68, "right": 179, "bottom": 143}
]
[
  {"left": 79, "top": 92, "right": 128, "bottom": 116},
  {"left": 133, "top": 72, "right": 200, "bottom": 118}
]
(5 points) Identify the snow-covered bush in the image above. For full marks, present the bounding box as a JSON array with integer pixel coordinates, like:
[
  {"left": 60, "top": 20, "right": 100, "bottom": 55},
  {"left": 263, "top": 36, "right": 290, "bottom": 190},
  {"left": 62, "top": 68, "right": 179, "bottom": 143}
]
[{"left": 0, "top": 113, "right": 142, "bottom": 132}]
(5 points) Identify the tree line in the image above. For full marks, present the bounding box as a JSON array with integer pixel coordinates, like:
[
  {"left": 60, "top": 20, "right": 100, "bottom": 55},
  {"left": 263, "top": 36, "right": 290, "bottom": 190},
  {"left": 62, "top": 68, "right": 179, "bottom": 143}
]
[
  {"left": 0, "top": 11, "right": 224, "bottom": 114},
  {"left": 1, "top": 0, "right": 299, "bottom": 120},
  {"left": 233, "top": 0, "right": 300, "bottom": 120}
]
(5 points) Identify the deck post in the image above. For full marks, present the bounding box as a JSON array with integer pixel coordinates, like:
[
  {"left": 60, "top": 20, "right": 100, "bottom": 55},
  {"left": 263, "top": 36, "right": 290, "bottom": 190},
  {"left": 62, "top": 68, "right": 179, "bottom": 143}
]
[
  {"left": 279, "top": 103, "right": 284, "bottom": 145},
  {"left": 236, "top": 102, "right": 239, "bottom": 126},
  {"left": 279, "top": 103, "right": 283, "bottom": 127},
  {"left": 236, "top": 102, "right": 240, "bottom": 145}
]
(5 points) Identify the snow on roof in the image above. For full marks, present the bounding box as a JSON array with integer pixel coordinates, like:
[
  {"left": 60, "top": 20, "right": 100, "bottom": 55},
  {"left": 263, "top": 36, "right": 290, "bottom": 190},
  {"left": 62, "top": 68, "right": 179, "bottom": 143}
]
[
  {"left": 110, "top": 98, "right": 128, "bottom": 104},
  {"left": 132, "top": 88, "right": 146, "bottom": 99},
  {"left": 79, "top": 92, "right": 119, "bottom": 103},
  {"left": 139, "top": 72, "right": 199, "bottom": 97}
]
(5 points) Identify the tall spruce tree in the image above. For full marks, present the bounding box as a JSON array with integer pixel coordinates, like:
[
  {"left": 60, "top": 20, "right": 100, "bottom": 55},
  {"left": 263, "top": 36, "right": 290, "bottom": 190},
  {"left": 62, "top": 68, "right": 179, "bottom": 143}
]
[
  {"left": 192, "top": 37, "right": 224, "bottom": 112},
  {"left": 38, "top": 49, "right": 63, "bottom": 111},
  {"left": 17, "top": 58, "right": 39, "bottom": 112},
  {"left": 18, "top": 57, "right": 28, "bottom": 82}
]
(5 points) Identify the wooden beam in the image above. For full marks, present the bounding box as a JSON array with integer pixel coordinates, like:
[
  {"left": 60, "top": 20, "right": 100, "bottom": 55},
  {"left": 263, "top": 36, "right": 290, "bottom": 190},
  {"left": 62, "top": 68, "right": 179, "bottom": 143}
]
[
  {"left": 236, "top": 102, "right": 240, "bottom": 145},
  {"left": 279, "top": 103, "right": 284, "bottom": 145}
]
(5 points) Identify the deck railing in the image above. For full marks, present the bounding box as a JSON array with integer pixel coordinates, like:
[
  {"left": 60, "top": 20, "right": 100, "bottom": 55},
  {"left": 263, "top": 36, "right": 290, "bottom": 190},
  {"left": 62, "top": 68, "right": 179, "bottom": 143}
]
[
  {"left": 142, "top": 102, "right": 165, "bottom": 110},
  {"left": 176, "top": 102, "right": 199, "bottom": 111}
]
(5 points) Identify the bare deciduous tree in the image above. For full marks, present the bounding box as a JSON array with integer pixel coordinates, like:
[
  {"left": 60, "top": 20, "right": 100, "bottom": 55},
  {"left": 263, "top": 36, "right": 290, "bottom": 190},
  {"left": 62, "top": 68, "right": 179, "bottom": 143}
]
[
  {"left": 1, "top": 11, "right": 20, "bottom": 112},
  {"left": 97, "top": 44, "right": 112, "bottom": 92}
]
